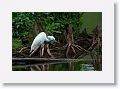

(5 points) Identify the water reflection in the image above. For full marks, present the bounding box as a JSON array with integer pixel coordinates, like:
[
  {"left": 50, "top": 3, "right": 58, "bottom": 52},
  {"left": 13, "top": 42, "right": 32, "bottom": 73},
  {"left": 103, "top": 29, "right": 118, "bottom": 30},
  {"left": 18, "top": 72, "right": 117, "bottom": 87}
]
[
  {"left": 13, "top": 61, "right": 99, "bottom": 71},
  {"left": 80, "top": 64, "right": 94, "bottom": 71}
]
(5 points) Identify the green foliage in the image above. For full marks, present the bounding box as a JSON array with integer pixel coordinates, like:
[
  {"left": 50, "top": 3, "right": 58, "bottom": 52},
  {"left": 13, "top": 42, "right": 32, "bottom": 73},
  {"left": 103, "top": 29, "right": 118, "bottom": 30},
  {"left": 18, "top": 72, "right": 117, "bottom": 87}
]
[
  {"left": 12, "top": 12, "right": 35, "bottom": 47},
  {"left": 81, "top": 12, "right": 102, "bottom": 33},
  {"left": 12, "top": 38, "right": 23, "bottom": 49},
  {"left": 12, "top": 12, "right": 35, "bottom": 38}
]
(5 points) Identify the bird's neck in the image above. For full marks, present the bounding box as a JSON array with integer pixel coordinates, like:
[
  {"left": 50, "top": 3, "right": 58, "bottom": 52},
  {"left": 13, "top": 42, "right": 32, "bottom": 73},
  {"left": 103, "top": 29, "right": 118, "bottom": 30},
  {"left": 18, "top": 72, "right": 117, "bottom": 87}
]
[{"left": 45, "top": 37, "right": 50, "bottom": 42}]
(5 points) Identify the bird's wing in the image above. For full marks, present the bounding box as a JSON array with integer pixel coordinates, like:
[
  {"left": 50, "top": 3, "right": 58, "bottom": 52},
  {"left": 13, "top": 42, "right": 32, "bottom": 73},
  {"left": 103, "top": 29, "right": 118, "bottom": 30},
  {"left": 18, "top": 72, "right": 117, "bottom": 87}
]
[
  {"left": 30, "top": 32, "right": 46, "bottom": 52},
  {"left": 31, "top": 38, "right": 42, "bottom": 49}
]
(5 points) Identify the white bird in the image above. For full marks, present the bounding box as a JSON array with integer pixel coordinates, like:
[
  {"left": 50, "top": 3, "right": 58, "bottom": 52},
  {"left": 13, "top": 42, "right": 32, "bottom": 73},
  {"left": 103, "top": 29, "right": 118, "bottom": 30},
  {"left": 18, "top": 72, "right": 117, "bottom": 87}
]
[{"left": 29, "top": 32, "right": 55, "bottom": 57}]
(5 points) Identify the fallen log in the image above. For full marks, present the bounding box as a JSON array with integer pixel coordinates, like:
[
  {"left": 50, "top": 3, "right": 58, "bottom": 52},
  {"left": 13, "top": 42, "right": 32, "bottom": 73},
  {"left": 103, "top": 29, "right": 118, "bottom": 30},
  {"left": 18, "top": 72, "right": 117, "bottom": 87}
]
[{"left": 12, "top": 58, "right": 96, "bottom": 68}]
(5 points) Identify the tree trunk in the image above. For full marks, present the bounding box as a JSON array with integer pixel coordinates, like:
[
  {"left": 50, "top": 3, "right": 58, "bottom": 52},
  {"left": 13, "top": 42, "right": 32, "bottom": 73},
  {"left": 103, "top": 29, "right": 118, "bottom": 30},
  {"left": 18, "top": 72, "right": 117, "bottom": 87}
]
[
  {"left": 32, "top": 16, "right": 44, "bottom": 38},
  {"left": 65, "top": 24, "right": 75, "bottom": 58}
]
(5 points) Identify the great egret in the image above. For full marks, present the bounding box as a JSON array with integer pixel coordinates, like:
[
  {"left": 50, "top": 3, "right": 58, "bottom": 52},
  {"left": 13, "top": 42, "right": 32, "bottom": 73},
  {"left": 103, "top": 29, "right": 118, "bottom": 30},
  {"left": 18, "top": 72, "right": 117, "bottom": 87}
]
[{"left": 29, "top": 32, "right": 55, "bottom": 57}]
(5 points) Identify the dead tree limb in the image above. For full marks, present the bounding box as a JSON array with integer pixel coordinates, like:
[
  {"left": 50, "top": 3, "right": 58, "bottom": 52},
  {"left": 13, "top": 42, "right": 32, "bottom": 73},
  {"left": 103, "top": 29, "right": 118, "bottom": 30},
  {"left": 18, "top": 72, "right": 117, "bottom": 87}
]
[{"left": 65, "top": 23, "right": 90, "bottom": 58}]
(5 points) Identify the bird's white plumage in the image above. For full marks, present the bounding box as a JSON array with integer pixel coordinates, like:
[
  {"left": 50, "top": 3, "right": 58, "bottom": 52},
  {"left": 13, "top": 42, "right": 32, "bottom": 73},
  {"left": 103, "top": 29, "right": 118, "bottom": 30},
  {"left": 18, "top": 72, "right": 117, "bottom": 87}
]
[
  {"left": 30, "top": 32, "right": 55, "bottom": 53},
  {"left": 30, "top": 32, "right": 46, "bottom": 53}
]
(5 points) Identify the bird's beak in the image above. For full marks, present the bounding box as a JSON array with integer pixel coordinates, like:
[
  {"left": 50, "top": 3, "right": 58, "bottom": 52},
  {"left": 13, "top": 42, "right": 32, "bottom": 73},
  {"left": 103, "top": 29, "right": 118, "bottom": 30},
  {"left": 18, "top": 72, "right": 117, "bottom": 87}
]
[
  {"left": 54, "top": 40, "right": 57, "bottom": 42},
  {"left": 55, "top": 40, "right": 59, "bottom": 43},
  {"left": 50, "top": 40, "right": 57, "bottom": 44}
]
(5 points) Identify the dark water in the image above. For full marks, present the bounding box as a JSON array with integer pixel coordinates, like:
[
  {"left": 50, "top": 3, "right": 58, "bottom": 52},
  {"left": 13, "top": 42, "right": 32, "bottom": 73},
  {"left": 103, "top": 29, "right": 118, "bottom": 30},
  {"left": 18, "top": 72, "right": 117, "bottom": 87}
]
[{"left": 13, "top": 60, "right": 101, "bottom": 71}]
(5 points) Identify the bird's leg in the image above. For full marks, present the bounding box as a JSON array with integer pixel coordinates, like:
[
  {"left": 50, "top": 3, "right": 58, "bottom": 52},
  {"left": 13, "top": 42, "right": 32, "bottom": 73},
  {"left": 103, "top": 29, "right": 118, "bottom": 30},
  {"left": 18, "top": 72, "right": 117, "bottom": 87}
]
[
  {"left": 40, "top": 44, "right": 44, "bottom": 57},
  {"left": 39, "top": 47, "right": 42, "bottom": 57},
  {"left": 29, "top": 46, "right": 39, "bottom": 57},
  {"left": 41, "top": 44, "right": 45, "bottom": 57},
  {"left": 46, "top": 44, "right": 54, "bottom": 58}
]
